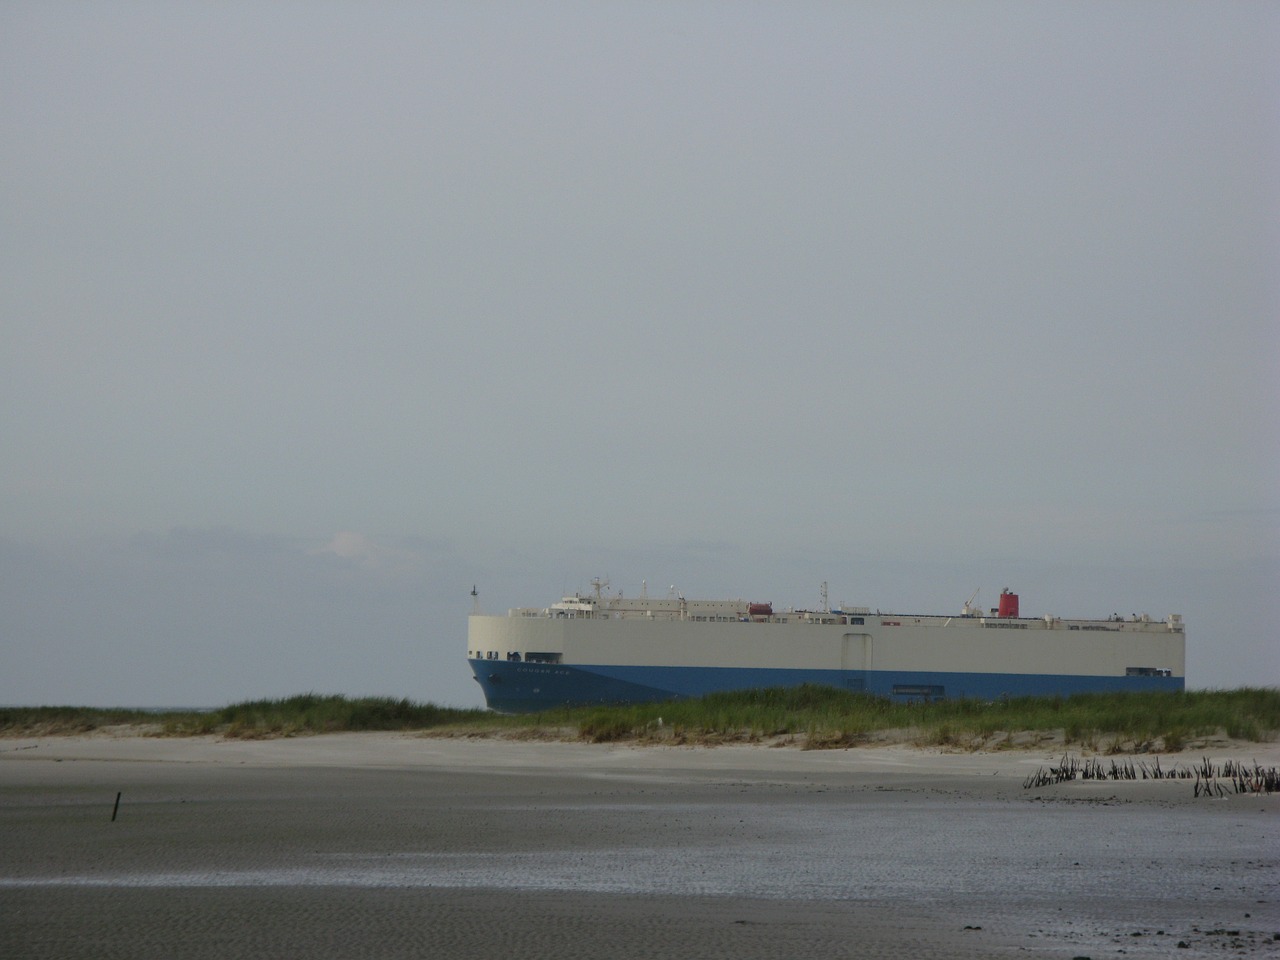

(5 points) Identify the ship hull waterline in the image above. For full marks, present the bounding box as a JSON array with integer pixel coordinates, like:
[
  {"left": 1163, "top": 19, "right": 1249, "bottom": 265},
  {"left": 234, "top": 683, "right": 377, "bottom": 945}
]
[{"left": 469, "top": 659, "right": 1183, "bottom": 714}]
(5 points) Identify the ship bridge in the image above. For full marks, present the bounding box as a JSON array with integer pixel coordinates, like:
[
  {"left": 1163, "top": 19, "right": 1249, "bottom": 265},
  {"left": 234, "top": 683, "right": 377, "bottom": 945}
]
[{"left": 548, "top": 596, "right": 603, "bottom": 618}]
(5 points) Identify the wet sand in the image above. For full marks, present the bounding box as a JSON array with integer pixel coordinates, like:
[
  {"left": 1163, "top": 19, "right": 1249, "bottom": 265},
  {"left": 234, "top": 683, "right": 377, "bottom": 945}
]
[{"left": 3, "top": 734, "right": 1277, "bottom": 959}]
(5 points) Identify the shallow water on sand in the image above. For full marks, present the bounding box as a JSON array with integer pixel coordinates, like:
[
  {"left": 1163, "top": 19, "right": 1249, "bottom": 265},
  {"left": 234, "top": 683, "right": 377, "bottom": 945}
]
[
  {"left": 343, "top": 798, "right": 1271, "bottom": 906},
  {"left": 3, "top": 752, "right": 1277, "bottom": 959},
  {"left": 7, "top": 795, "right": 1275, "bottom": 904}
]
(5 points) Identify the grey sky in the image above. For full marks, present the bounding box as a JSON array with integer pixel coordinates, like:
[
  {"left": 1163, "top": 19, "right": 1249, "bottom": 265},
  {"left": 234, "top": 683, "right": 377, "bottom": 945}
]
[{"left": 3, "top": 3, "right": 1277, "bottom": 707}]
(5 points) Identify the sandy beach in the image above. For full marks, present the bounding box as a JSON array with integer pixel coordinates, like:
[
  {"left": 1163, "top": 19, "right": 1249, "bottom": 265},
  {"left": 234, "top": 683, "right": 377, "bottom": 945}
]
[{"left": 3, "top": 733, "right": 1277, "bottom": 959}]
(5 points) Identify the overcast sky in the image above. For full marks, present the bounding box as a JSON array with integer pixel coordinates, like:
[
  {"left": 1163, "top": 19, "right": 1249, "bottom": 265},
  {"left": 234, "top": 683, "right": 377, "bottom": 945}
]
[{"left": 3, "top": 2, "right": 1277, "bottom": 707}]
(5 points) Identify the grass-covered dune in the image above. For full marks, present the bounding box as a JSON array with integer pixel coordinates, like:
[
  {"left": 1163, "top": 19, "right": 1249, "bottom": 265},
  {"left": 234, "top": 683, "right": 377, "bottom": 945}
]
[
  {"left": 0, "top": 696, "right": 491, "bottom": 740},
  {"left": 3, "top": 687, "right": 1278, "bottom": 751},
  {"left": 567, "top": 686, "right": 1280, "bottom": 751}
]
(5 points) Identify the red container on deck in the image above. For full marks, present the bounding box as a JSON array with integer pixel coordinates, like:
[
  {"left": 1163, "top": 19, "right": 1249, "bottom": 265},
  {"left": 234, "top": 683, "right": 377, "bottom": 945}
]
[
  {"left": 748, "top": 602, "right": 773, "bottom": 617},
  {"left": 998, "top": 590, "right": 1019, "bottom": 618}
]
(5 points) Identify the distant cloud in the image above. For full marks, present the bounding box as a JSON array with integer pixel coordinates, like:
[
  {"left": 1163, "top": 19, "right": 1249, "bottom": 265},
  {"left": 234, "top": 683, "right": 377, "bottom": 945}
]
[
  {"left": 130, "top": 526, "right": 291, "bottom": 559},
  {"left": 675, "top": 539, "right": 742, "bottom": 554},
  {"left": 312, "top": 531, "right": 421, "bottom": 571},
  {"left": 1195, "top": 507, "right": 1280, "bottom": 522}
]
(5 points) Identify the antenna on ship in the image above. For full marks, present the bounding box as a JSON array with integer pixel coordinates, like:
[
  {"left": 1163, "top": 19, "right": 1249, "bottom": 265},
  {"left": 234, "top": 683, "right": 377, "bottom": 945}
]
[
  {"left": 820, "top": 581, "right": 829, "bottom": 613},
  {"left": 471, "top": 584, "right": 481, "bottom": 615}
]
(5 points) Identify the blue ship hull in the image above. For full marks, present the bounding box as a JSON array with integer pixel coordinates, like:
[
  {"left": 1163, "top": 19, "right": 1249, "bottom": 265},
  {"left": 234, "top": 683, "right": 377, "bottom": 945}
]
[{"left": 469, "top": 658, "right": 1184, "bottom": 713}]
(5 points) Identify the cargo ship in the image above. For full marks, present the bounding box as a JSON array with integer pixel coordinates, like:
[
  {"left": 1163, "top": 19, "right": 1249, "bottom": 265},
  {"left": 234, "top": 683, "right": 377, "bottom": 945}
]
[{"left": 467, "top": 580, "right": 1185, "bottom": 713}]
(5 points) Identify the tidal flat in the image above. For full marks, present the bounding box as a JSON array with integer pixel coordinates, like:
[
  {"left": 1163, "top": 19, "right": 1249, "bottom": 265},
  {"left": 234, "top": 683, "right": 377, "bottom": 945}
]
[{"left": 2, "top": 735, "right": 1277, "bottom": 959}]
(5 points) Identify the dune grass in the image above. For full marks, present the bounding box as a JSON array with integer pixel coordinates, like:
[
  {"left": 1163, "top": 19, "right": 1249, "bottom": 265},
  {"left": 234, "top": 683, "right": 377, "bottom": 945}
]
[
  {"left": 3, "top": 687, "right": 1277, "bottom": 751},
  {"left": 562, "top": 686, "right": 1280, "bottom": 750},
  {"left": 0, "top": 705, "right": 164, "bottom": 736},
  {"left": 0, "top": 696, "right": 494, "bottom": 739},
  {"left": 168, "top": 694, "right": 497, "bottom": 739}
]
